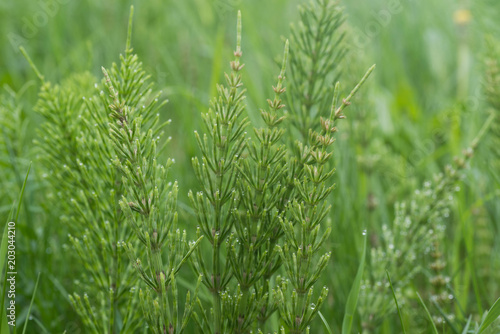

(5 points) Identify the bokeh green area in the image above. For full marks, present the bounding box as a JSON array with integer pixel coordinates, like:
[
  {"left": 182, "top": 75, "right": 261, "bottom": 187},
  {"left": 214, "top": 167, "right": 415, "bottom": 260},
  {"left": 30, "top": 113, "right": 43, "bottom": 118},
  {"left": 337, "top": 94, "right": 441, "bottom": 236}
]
[{"left": 1, "top": 0, "right": 499, "bottom": 332}]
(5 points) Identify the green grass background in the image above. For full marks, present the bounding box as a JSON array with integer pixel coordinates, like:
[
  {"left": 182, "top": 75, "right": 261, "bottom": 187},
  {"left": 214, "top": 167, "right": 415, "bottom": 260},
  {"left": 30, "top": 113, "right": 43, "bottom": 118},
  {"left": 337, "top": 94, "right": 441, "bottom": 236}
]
[{"left": 0, "top": 0, "right": 499, "bottom": 332}]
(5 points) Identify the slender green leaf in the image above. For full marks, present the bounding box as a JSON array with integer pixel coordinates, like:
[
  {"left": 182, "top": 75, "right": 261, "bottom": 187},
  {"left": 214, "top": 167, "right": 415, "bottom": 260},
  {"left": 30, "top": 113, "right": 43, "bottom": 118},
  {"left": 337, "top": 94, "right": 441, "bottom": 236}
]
[
  {"left": 342, "top": 232, "right": 367, "bottom": 334},
  {"left": 318, "top": 311, "right": 333, "bottom": 334},
  {"left": 416, "top": 292, "right": 439, "bottom": 334},
  {"left": 386, "top": 270, "right": 406, "bottom": 334},
  {"left": 22, "top": 272, "right": 41, "bottom": 334},
  {"left": 478, "top": 297, "right": 500, "bottom": 333},
  {"left": 462, "top": 315, "right": 472, "bottom": 334},
  {"left": 430, "top": 298, "right": 460, "bottom": 333},
  {"left": 15, "top": 163, "right": 31, "bottom": 223},
  {"left": 30, "top": 317, "right": 50, "bottom": 334}
]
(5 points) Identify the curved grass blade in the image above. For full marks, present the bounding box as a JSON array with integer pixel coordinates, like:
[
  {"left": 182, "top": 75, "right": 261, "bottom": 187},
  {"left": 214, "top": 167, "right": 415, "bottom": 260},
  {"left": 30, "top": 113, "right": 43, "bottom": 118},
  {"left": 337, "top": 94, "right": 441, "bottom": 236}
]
[
  {"left": 477, "top": 297, "right": 500, "bottom": 334},
  {"left": 430, "top": 298, "right": 460, "bottom": 333},
  {"left": 318, "top": 311, "right": 333, "bottom": 334},
  {"left": 342, "top": 232, "right": 367, "bottom": 334},
  {"left": 386, "top": 270, "right": 406, "bottom": 334},
  {"left": 416, "top": 292, "right": 439, "bottom": 334},
  {"left": 22, "top": 273, "right": 42, "bottom": 334},
  {"left": 461, "top": 315, "right": 472, "bottom": 334},
  {"left": 14, "top": 163, "right": 31, "bottom": 223},
  {"left": 29, "top": 317, "right": 50, "bottom": 334},
  {"left": 22, "top": 272, "right": 41, "bottom": 334}
]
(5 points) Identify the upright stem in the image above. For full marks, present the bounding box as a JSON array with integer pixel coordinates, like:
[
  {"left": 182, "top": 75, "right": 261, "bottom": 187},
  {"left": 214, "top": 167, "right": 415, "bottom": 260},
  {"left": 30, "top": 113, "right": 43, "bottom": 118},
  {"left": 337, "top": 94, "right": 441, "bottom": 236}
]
[
  {"left": 152, "top": 247, "right": 170, "bottom": 325},
  {"left": 110, "top": 179, "right": 121, "bottom": 334},
  {"left": 213, "top": 237, "right": 221, "bottom": 334},
  {"left": 212, "top": 139, "right": 224, "bottom": 333},
  {"left": 214, "top": 12, "right": 243, "bottom": 333}
]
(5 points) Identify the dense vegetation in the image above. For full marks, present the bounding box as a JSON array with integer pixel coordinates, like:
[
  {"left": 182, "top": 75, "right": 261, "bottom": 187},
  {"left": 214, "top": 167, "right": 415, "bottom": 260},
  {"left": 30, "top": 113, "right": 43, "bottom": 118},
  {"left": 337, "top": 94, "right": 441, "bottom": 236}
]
[{"left": 1, "top": 0, "right": 499, "bottom": 333}]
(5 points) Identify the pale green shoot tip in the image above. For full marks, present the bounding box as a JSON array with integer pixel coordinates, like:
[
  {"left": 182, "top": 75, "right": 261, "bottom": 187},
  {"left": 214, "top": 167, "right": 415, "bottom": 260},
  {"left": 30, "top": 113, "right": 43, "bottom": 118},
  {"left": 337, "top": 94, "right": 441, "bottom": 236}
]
[
  {"left": 281, "top": 40, "right": 289, "bottom": 76},
  {"left": 126, "top": 5, "right": 135, "bottom": 53},
  {"left": 19, "top": 46, "right": 44, "bottom": 82},
  {"left": 236, "top": 11, "right": 242, "bottom": 55}
]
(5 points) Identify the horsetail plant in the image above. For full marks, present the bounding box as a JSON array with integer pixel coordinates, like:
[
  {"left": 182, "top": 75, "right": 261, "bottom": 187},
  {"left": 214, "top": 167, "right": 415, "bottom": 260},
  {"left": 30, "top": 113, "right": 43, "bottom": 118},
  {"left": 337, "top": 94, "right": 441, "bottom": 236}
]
[
  {"left": 229, "top": 39, "right": 290, "bottom": 331},
  {"left": 30, "top": 59, "right": 141, "bottom": 332},
  {"left": 187, "top": 4, "right": 376, "bottom": 331},
  {"left": 359, "top": 164, "right": 463, "bottom": 331},
  {"left": 271, "top": 3, "right": 375, "bottom": 331},
  {"left": 274, "top": 66, "right": 375, "bottom": 334},
  {"left": 100, "top": 7, "right": 203, "bottom": 333},
  {"left": 188, "top": 11, "right": 249, "bottom": 334},
  {"left": 28, "top": 6, "right": 200, "bottom": 332},
  {"left": 421, "top": 116, "right": 496, "bottom": 329},
  {"left": 358, "top": 115, "right": 495, "bottom": 333},
  {"left": 428, "top": 229, "right": 453, "bottom": 328},
  {"left": 286, "top": 0, "right": 346, "bottom": 143}
]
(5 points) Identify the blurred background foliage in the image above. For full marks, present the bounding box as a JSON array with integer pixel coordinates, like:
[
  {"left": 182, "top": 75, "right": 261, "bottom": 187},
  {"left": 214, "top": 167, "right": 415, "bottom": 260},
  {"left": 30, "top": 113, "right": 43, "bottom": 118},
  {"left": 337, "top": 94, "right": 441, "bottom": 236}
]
[{"left": 0, "top": 0, "right": 499, "bottom": 332}]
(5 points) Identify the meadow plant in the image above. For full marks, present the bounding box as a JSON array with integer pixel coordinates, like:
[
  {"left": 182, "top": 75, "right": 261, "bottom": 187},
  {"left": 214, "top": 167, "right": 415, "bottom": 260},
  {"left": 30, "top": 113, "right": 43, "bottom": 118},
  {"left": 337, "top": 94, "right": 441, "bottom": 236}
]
[
  {"left": 286, "top": 0, "right": 346, "bottom": 142},
  {"left": 31, "top": 13, "right": 150, "bottom": 333},
  {"left": 188, "top": 11, "right": 254, "bottom": 333},
  {"left": 273, "top": 67, "right": 374, "bottom": 334},
  {"left": 189, "top": 3, "right": 374, "bottom": 333},
  {"left": 103, "top": 8, "right": 203, "bottom": 334},
  {"left": 359, "top": 166, "right": 460, "bottom": 332},
  {"left": 358, "top": 111, "right": 496, "bottom": 332}
]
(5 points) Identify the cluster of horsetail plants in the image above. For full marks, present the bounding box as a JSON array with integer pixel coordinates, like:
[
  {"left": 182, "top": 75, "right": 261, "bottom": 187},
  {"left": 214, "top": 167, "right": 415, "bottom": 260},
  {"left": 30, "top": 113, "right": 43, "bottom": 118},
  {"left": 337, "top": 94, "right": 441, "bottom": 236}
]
[
  {"left": 31, "top": 2, "right": 373, "bottom": 333},
  {"left": 29, "top": 2, "right": 374, "bottom": 333},
  {"left": 189, "top": 7, "right": 373, "bottom": 334}
]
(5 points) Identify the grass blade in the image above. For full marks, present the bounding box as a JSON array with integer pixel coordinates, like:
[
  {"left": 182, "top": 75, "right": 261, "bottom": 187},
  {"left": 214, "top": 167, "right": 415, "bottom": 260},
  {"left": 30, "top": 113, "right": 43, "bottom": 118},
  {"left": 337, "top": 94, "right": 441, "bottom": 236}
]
[
  {"left": 318, "top": 311, "right": 333, "bottom": 334},
  {"left": 462, "top": 315, "right": 472, "bottom": 334},
  {"left": 30, "top": 317, "right": 50, "bottom": 334},
  {"left": 14, "top": 163, "right": 31, "bottom": 223},
  {"left": 386, "top": 270, "right": 406, "bottom": 334},
  {"left": 477, "top": 297, "right": 500, "bottom": 334},
  {"left": 342, "top": 232, "right": 367, "bottom": 334},
  {"left": 21, "top": 272, "right": 41, "bottom": 334},
  {"left": 416, "top": 291, "right": 439, "bottom": 334},
  {"left": 430, "top": 298, "right": 460, "bottom": 333}
]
